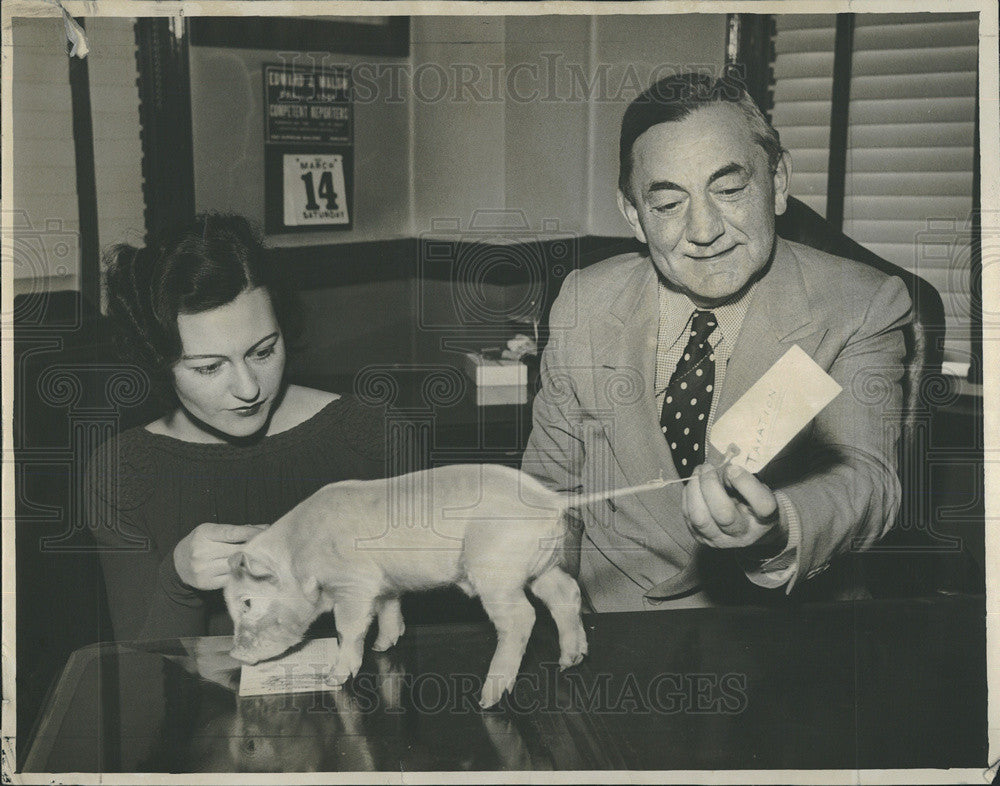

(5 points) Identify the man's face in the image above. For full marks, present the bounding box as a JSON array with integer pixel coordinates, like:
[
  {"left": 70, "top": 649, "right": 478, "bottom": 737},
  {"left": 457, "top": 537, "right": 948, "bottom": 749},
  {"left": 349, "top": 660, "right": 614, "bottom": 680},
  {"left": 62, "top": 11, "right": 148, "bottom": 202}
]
[{"left": 618, "top": 102, "right": 791, "bottom": 307}]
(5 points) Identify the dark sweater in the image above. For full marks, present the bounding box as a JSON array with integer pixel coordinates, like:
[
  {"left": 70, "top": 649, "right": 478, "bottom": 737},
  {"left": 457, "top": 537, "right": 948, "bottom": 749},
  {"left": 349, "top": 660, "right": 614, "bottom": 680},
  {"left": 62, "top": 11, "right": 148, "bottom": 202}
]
[{"left": 87, "top": 395, "right": 387, "bottom": 642}]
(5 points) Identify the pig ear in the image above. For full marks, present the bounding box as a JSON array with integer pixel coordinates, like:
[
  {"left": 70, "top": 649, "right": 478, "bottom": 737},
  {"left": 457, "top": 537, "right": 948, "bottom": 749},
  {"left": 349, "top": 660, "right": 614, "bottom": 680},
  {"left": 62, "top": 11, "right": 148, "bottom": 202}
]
[
  {"left": 228, "top": 551, "right": 247, "bottom": 574},
  {"left": 302, "top": 576, "right": 321, "bottom": 605},
  {"left": 243, "top": 554, "right": 277, "bottom": 582}
]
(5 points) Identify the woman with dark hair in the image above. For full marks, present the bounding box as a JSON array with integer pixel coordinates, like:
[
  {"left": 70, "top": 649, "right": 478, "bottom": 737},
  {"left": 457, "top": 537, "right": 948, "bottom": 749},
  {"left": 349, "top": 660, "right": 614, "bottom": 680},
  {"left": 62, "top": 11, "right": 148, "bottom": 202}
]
[{"left": 88, "top": 214, "right": 386, "bottom": 641}]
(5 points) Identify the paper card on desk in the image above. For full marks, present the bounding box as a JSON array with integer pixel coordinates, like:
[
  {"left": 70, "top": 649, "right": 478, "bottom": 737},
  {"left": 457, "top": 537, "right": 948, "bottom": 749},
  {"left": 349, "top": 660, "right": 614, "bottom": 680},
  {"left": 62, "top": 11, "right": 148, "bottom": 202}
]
[
  {"left": 175, "top": 637, "right": 242, "bottom": 692},
  {"left": 710, "top": 344, "right": 841, "bottom": 473},
  {"left": 238, "top": 637, "right": 339, "bottom": 696}
]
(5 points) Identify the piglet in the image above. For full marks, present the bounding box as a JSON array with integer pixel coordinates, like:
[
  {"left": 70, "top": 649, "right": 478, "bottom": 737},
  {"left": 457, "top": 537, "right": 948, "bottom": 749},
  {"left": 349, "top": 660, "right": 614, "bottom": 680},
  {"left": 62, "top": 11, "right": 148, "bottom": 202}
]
[{"left": 224, "top": 463, "right": 663, "bottom": 707}]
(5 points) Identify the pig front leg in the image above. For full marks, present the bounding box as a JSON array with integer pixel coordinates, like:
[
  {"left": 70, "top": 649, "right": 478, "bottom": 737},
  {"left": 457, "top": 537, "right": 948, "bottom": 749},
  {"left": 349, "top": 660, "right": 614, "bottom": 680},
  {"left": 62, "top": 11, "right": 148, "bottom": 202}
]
[
  {"left": 325, "top": 597, "right": 376, "bottom": 689},
  {"left": 372, "top": 596, "right": 405, "bottom": 652}
]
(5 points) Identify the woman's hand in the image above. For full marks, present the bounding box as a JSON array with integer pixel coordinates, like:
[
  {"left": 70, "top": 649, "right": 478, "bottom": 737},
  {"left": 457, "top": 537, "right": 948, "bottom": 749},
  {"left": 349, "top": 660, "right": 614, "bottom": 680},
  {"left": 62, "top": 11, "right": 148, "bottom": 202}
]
[{"left": 173, "top": 523, "right": 268, "bottom": 590}]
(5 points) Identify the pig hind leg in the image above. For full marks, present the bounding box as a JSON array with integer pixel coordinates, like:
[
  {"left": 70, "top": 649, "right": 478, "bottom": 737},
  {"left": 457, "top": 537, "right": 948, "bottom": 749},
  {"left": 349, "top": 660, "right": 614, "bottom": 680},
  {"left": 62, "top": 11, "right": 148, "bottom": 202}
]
[
  {"left": 474, "top": 584, "right": 536, "bottom": 709},
  {"left": 326, "top": 595, "right": 377, "bottom": 688},
  {"left": 464, "top": 538, "right": 538, "bottom": 706},
  {"left": 372, "top": 596, "right": 405, "bottom": 652},
  {"left": 529, "top": 566, "right": 587, "bottom": 670}
]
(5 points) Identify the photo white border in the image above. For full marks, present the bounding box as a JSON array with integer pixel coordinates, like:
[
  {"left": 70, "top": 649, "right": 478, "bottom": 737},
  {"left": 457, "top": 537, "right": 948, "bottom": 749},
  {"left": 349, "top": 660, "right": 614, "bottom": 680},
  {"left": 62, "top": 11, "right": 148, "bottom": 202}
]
[{"left": 2, "top": 1, "right": 997, "bottom": 783}]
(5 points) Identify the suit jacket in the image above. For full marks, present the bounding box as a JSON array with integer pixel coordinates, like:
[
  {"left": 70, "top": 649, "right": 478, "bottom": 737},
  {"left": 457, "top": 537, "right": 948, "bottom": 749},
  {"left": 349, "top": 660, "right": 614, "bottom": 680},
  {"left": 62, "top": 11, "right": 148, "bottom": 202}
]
[{"left": 522, "top": 237, "right": 913, "bottom": 612}]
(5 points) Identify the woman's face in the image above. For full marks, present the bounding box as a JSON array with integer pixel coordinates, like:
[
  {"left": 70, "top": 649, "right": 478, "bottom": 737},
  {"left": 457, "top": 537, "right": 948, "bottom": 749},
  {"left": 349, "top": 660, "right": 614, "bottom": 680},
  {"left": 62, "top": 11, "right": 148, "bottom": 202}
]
[{"left": 172, "top": 287, "right": 286, "bottom": 438}]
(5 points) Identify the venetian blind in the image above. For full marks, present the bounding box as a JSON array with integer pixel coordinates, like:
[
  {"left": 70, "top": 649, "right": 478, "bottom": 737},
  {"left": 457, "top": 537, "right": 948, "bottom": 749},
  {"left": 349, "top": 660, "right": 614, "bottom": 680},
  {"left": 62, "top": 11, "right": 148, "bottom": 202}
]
[
  {"left": 88, "top": 18, "right": 146, "bottom": 251},
  {"left": 771, "top": 12, "right": 978, "bottom": 369},
  {"left": 11, "top": 17, "right": 81, "bottom": 295},
  {"left": 770, "top": 14, "right": 837, "bottom": 218},
  {"left": 843, "top": 13, "right": 978, "bottom": 368},
  {"left": 11, "top": 17, "right": 146, "bottom": 300}
]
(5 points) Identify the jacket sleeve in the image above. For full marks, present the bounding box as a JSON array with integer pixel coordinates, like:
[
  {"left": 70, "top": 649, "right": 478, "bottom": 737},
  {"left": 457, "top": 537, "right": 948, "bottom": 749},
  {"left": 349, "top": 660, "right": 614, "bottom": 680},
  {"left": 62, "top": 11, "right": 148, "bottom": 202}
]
[
  {"left": 755, "top": 274, "right": 913, "bottom": 590},
  {"left": 522, "top": 270, "right": 585, "bottom": 492},
  {"left": 521, "top": 272, "right": 587, "bottom": 575}
]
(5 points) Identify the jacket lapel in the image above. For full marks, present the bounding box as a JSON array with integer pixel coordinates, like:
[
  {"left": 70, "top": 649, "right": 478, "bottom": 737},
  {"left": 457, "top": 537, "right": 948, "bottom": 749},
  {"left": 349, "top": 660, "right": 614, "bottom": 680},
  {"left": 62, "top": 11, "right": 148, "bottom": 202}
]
[
  {"left": 715, "top": 239, "right": 827, "bottom": 420},
  {"left": 588, "top": 261, "right": 680, "bottom": 508},
  {"left": 588, "top": 260, "right": 657, "bottom": 383}
]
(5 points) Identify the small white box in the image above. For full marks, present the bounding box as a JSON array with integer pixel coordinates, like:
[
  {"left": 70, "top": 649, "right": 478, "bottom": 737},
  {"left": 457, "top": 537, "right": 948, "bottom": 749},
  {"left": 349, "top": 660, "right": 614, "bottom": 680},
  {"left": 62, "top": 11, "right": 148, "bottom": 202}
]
[
  {"left": 475, "top": 384, "right": 528, "bottom": 406},
  {"left": 461, "top": 352, "right": 527, "bottom": 388}
]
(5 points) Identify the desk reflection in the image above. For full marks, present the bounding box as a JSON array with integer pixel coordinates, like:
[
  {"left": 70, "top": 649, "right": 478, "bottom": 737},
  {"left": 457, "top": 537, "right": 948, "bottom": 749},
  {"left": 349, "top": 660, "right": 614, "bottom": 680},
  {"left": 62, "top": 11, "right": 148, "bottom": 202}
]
[
  {"left": 24, "top": 599, "right": 987, "bottom": 774},
  {"left": 118, "top": 633, "right": 563, "bottom": 772}
]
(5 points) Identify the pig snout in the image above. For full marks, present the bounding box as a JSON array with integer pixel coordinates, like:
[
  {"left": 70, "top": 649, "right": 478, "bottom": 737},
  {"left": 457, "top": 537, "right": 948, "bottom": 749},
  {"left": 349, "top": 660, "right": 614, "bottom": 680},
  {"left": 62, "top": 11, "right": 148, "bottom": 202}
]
[
  {"left": 230, "top": 647, "right": 261, "bottom": 665},
  {"left": 230, "top": 630, "right": 264, "bottom": 664}
]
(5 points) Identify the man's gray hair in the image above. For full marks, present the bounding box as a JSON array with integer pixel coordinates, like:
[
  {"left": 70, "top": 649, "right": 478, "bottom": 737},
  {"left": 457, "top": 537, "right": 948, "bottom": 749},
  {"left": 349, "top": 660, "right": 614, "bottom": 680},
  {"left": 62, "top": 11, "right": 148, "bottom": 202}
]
[{"left": 619, "top": 71, "right": 785, "bottom": 202}]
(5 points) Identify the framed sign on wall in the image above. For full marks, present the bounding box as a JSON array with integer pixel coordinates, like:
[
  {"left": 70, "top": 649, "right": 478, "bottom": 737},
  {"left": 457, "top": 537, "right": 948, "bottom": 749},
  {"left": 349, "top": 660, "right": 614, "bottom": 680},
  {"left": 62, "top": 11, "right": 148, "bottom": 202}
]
[{"left": 263, "top": 63, "right": 354, "bottom": 233}]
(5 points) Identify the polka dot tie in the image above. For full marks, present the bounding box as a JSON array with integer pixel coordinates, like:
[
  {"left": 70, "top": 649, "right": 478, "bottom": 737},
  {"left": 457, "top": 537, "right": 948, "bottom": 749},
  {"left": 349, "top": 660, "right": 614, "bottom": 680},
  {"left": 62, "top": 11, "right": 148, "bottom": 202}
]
[{"left": 660, "top": 310, "right": 717, "bottom": 479}]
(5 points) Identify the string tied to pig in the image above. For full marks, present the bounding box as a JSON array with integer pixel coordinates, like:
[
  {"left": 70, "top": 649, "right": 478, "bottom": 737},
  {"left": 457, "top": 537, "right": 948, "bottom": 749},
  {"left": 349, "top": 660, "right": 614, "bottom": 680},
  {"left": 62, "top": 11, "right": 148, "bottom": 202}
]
[{"left": 559, "top": 443, "right": 741, "bottom": 511}]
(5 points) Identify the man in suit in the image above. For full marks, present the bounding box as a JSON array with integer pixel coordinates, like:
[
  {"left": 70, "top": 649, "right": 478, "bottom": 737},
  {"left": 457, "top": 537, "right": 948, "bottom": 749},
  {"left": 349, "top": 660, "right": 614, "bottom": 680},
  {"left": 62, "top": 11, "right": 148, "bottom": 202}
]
[{"left": 521, "top": 73, "right": 912, "bottom": 613}]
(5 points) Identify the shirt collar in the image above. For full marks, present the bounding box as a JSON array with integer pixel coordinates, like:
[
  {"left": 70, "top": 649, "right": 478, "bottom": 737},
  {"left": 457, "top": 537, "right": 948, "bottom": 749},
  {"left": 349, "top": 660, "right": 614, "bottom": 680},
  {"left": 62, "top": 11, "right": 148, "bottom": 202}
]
[{"left": 657, "top": 272, "right": 760, "bottom": 346}]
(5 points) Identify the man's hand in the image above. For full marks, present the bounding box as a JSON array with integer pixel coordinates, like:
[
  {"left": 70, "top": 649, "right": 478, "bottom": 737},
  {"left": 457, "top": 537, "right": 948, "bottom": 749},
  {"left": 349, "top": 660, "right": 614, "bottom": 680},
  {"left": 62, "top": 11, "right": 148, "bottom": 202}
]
[
  {"left": 682, "top": 463, "right": 785, "bottom": 551},
  {"left": 173, "top": 523, "right": 268, "bottom": 591}
]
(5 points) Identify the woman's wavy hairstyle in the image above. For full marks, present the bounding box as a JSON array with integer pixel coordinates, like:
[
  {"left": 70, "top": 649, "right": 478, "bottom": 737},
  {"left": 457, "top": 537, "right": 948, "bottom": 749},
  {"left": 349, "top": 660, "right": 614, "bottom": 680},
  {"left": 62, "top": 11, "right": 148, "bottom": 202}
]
[{"left": 103, "top": 213, "right": 301, "bottom": 404}]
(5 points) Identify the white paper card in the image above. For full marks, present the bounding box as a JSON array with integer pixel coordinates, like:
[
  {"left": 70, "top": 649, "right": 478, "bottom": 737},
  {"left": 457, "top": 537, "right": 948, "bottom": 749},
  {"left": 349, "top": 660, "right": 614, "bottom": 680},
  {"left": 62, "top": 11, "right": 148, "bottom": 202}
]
[
  {"left": 710, "top": 345, "right": 842, "bottom": 473},
  {"left": 238, "top": 637, "right": 340, "bottom": 696}
]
